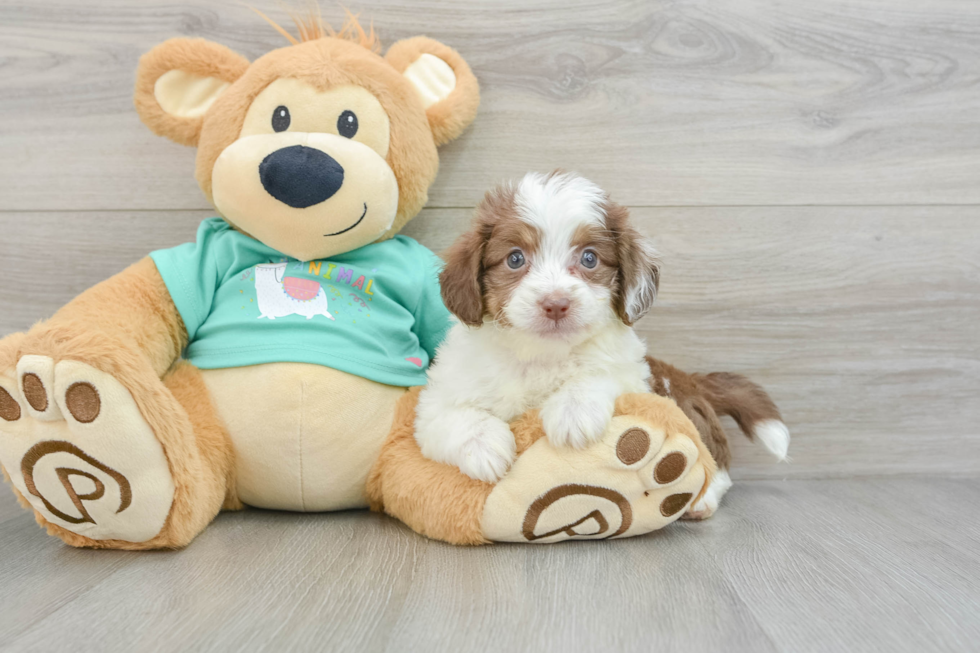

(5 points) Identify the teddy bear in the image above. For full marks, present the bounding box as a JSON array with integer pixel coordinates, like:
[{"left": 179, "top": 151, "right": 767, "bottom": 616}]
[{"left": 0, "top": 13, "right": 715, "bottom": 549}]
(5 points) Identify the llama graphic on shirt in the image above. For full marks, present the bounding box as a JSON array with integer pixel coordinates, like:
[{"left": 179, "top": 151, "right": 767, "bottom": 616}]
[{"left": 254, "top": 263, "right": 335, "bottom": 321}]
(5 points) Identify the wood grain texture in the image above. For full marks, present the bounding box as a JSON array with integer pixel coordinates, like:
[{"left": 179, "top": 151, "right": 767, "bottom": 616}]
[
  {"left": 701, "top": 479, "right": 980, "bottom": 653},
  {"left": 2, "top": 0, "right": 980, "bottom": 210},
  {"left": 2, "top": 206, "right": 976, "bottom": 479},
  {"left": 0, "top": 488, "right": 145, "bottom": 646},
  {"left": 0, "top": 479, "right": 977, "bottom": 652}
]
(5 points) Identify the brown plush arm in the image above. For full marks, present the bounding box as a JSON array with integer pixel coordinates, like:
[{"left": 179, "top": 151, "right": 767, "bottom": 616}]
[{"left": 35, "top": 257, "right": 186, "bottom": 377}]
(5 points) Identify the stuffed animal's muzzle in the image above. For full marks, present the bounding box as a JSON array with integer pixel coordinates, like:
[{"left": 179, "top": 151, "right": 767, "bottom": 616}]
[{"left": 211, "top": 132, "right": 398, "bottom": 262}]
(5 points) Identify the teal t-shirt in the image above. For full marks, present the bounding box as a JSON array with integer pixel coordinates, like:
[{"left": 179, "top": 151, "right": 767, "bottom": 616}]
[{"left": 150, "top": 218, "right": 451, "bottom": 387}]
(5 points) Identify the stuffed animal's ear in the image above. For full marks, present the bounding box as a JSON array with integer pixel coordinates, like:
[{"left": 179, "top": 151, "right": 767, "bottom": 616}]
[
  {"left": 385, "top": 37, "right": 480, "bottom": 147},
  {"left": 134, "top": 38, "right": 250, "bottom": 147}
]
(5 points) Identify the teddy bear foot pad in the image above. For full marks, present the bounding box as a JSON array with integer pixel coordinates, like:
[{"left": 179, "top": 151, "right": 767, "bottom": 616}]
[
  {"left": 0, "top": 356, "right": 175, "bottom": 542},
  {"left": 483, "top": 414, "right": 707, "bottom": 543}
]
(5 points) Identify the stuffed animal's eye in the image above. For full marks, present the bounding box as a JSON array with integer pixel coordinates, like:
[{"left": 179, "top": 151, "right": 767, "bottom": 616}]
[
  {"left": 580, "top": 249, "right": 598, "bottom": 269},
  {"left": 272, "top": 106, "right": 290, "bottom": 132},
  {"left": 338, "top": 110, "right": 358, "bottom": 138},
  {"left": 507, "top": 250, "right": 525, "bottom": 269}
]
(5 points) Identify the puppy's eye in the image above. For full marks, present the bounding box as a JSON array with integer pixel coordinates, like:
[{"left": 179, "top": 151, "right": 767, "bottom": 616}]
[
  {"left": 507, "top": 250, "right": 525, "bottom": 269},
  {"left": 338, "top": 110, "right": 358, "bottom": 138},
  {"left": 580, "top": 249, "right": 599, "bottom": 269},
  {"left": 272, "top": 106, "right": 291, "bottom": 132}
]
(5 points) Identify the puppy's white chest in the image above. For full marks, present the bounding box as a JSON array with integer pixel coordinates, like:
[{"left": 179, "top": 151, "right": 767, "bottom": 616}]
[{"left": 491, "top": 356, "right": 576, "bottom": 418}]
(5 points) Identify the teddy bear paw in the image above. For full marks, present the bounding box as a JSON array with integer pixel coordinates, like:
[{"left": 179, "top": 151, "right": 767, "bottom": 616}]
[
  {"left": 0, "top": 356, "right": 174, "bottom": 543},
  {"left": 481, "top": 412, "right": 708, "bottom": 543}
]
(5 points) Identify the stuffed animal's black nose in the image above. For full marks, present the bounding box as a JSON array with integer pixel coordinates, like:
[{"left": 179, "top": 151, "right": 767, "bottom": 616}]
[{"left": 259, "top": 145, "right": 344, "bottom": 209}]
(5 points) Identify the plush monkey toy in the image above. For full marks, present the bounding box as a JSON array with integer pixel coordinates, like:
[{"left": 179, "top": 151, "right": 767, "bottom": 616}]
[{"left": 0, "top": 15, "right": 714, "bottom": 548}]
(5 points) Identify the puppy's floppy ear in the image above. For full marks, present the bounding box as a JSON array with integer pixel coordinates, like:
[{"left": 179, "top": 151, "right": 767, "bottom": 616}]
[
  {"left": 134, "top": 38, "right": 250, "bottom": 147},
  {"left": 385, "top": 37, "right": 480, "bottom": 147},
  {"left": 606, "top": 202, "right": 662, "bottom": 326},
  {"left": 440, "top": 222, "right": 490, "bottom": 327}
]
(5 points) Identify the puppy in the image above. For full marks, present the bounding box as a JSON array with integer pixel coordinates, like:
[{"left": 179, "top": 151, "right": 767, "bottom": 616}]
[{"left": 415, "top": 171, "right": 661, "bottom": 482}]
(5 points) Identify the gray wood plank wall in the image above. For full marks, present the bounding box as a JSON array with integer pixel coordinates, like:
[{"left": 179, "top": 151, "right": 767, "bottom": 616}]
[{"left": 1, "top": 0, "right": 978, "bottom": 480}]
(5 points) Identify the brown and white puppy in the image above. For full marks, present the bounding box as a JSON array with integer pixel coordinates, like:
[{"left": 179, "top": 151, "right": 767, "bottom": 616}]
[
  {"left": 414, "top": 172, "right": 661, "bottom": 482},
  {"left": 415, "top": 172, "right": 791, "bottom": 517}
]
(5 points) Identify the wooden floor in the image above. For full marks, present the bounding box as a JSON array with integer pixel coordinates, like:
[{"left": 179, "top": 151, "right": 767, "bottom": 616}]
[
  {"left": 1, "top": 479, "right": 977, "bottom": 652},
  {"left": 1, "top": 0, "right": 979, "bottom": 650}
]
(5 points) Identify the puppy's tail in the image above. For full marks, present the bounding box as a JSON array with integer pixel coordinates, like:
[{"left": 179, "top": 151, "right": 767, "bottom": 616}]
[{"left": 693, "top": 371, "right": 790, "bottom": 461}]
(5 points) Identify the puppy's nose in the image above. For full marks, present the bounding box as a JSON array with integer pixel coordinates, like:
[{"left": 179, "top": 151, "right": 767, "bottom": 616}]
[
  {"left": 259, "top": 145, "right": 344, "bottom": 209},
  {"left": 541, "top": 295, "right": 571, "bottom": 321}
]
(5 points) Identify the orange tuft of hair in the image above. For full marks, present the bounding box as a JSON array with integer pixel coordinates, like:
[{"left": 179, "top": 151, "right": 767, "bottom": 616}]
[{"left": 249, "top": 3, "right": 381, "bottom": 52}]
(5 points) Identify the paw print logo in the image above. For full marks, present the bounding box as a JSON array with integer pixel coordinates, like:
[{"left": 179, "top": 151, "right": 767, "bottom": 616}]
[{"left": 522, "top": 484, "right": 632, "bottom": 540}]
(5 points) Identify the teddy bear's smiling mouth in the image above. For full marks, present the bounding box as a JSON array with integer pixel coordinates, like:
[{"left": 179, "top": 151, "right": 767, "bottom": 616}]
[{"left": 324, "top": 202, "right": 368, "bottom": 237}]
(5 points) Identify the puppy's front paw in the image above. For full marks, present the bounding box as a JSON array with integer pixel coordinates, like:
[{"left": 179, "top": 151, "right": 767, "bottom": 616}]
[
  {"left": 542, "top": 391, "right": 615, "bottom": 449},
  {"left": 456, "top": 419, "right": 517, "bottom": 483}
]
